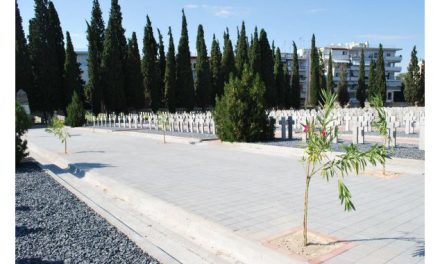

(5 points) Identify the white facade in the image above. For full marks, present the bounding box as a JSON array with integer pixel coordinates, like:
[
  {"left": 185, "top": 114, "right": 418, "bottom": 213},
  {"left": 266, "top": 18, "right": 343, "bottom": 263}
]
[{"left": 76, "top": 51, "right": 89, "bottom": 84}]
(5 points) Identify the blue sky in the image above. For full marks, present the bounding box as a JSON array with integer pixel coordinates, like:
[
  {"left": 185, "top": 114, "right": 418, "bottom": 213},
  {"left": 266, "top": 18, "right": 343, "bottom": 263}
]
[{"left": 17, "top": 0, "right": 424, "bottom": 72}]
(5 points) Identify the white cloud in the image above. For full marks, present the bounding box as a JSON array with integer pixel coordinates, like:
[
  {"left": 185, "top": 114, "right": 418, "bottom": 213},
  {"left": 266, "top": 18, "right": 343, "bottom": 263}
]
[
  {"left": 184, "top": 4, "right": 198, "bottom": 9},
  {"left": 213, "top": 7, "right": 235, "bottom": 18},
  {"left": 356, "top": 34, "right": 416, "bottom": 40}
]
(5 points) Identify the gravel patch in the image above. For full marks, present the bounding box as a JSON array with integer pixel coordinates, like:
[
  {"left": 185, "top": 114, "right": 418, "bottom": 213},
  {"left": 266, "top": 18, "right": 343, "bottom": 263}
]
[
  {"left": 260, "top": 139, "right": 425, "bottom": 160},
  {"left": 87, "top": 126, "right": 217, "bottom": 140},
  {"left": 339, "top": 130, "right": 420, "bottom": 138},
  {"left": 16, "top": 162, "right": 160, "bottom": 264}
]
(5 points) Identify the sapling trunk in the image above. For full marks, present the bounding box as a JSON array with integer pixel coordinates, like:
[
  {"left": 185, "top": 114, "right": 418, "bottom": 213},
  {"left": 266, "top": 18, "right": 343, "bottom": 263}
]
[
  {"left": 64, "top": 139, "right": 67, "bottom": 154},
  {"left": 303, "top": 160, "right": 312, "bottom": 247}
]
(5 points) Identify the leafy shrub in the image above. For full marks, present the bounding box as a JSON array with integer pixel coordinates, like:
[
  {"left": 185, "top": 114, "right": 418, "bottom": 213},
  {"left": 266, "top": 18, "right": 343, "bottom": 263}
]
[
  {"left": 214, "top": 65, "right": 274, "bottom": 142},
  {"left": 16, "top": 102, "right": 32, "bottom": 166},
  {"left": 66, "top": 91, "right": 85, "bottom": 127}
]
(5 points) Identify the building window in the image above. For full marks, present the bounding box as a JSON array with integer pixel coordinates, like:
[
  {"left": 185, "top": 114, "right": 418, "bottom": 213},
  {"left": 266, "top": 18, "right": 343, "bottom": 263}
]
[
  {"left": 342, "top": 51, "right": 347, "bottom": 55},
  {"left": 387, "top": 53, "right": 391, "bottom": 57},
  {"left": 387, "top": 92, "right": 392, "bottom": 100}
]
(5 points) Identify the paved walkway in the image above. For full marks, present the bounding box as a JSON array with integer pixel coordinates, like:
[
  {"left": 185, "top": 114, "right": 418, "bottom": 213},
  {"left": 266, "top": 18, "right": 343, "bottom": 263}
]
[{"left": 26, "top": 127, "right": 424, "bottom": 263}]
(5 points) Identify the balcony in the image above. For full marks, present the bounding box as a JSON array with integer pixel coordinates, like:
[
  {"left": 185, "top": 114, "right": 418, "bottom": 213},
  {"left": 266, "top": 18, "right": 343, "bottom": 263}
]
[
  {"left": 384, "top": 55, "right": 402, "bottom": 62},
  {"left": 385, "top": 66, "right": 402, "bottom": 72}
]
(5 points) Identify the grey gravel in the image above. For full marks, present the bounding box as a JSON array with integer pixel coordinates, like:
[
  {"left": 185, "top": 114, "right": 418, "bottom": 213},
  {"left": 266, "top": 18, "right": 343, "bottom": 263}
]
[
  {"left": 339, "top": 130, "right": 420, "bottom": 138},
  {"left": 260, "top": 139, "right": 425, "bottom": 160},
  {"left": 16, "top": 162, "right": 160, "bottom": 264}
]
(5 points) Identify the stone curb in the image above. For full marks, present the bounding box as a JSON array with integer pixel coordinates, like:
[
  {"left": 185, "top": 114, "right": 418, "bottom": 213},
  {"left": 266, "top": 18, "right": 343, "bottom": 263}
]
[{"left": 28, "top": 142, "right": 303, "bottom": 264}]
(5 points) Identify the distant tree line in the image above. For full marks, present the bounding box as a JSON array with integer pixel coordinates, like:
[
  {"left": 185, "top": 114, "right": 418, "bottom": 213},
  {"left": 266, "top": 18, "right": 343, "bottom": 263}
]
[{"left": 16, "top": 0, "right": 425, "bottom": 120}]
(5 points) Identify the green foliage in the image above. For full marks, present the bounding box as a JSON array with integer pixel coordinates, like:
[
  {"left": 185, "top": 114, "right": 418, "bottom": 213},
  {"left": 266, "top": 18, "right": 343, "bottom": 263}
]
[
  {"left": 258, "top": 29, "right": 276, "bottom": 107},
  {"left": 16, "top": 102, "right": 32, "bottom": 166},
  {"left": 164, "top": 27, "right": 177, "bottom": 112},
  {"left": 300, "top": 89, "right": 388, "bottom": 246},
  {"left": 249, "top": 27, "right": 262, "bottom": 79},
  {"left": 85, "top": 0, "right": 105, "bottom": 114},
  {"left": 157, "top": 29, "right": 166, "bottom": 108},
  {"left": 195, "top": 24, "right": 212, "bottom": 109},
  {"left": 306, "top": 34, "right": 320, "bottom": 107},
  {"left": 369, "top": 94, "right": 388, "bottom": 139},
  {"left": 337, "top": 65, "right": 349, "bottom": 107},
  {"left": 64, "top": 31, "right": 85, "bottom": 108},
  {"left": 356, "top": 49, "right": 367, "bottom": 107},
  {"left": 274, "top": 47, "right": 286, "bottom": 107},
  {"left": 221, "top": 28, "right": 236, "bottom": 85},
  {"left": 142, "top": 16, "right": 159, "bottom": 111},
  {"left": 157, "top": 111, "right": 169, "bottom": 143},
  {"left": 367, "top": 59, "right": 376, "bottom": 101},
  {"left": 210, "top": 35, "right": 224, "bottom": 103},
  {"left": 419, "top": 60, "right": 425, "bottom": 105},
  {"left": 375, "top": 44, "right": 387, "bottom": 102},
  {"left": 45, "top": 115, "right": 71, "bottom": 153},
  {"left": 235, "top": 22, "right": 249, "bottom": 76},
  {"left": 126, "top": 32, "right": 144, "bottom": 109},
  {"left": 404, "top": 46, "right": 422, "bottom": 105},
  {"left": 290, "top": 42, "right": 301, "bottom": 109},
  {"left": 175, "top": 9, "right": 195, "bottom": 110},
  {"left": 318, "top": 50, "right": 327, "bottom": 104},
  {"left": 16, "top": 1, "right": 33, "bottom": 95},
  {"left": 326, "top": 51, "right": 334, "bottom": 93},
  {"left": 101, "top": 0, "right": 127, "bottom": 112},
  {"left": 214, "top": 65, "right": 274, "bottom": 142},
  {"left": 66, "top": 91, "right": 85, "bottom": 127}
]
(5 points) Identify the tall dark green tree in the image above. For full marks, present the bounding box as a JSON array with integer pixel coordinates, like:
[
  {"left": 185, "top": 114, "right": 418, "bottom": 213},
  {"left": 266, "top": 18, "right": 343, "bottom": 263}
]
[
  {"left": 175, "top": 9, "right": 194, "bottom": 110},
  {"left": 157, "top": 29, "right": 166, "bottom": 107},
  {"left": 85, "top": 0, "right": 105, "bottom": 114},
  {"left": 47, "top": 1, "right": 65, "bottom": 111},
  {"left": 326, "top": 51, "right": 334, "bottom": 93},
  {"left": 141, "top": 16, "right": 159, "bottom": 111},
  {"left": 290, "top": 41, "right": 301, "bottom": 109},
  {"left": 404, "top": 46, "right": 421, "bottom": 105},
  {"left": 221, "top": 28, "right": 236, "bottom": 83},
  {"left": 337, "top": 65, "right": 349, "bottom": 107},
  {"left": 210, "top": 35, "right": 223, "bottom": 102},
  {"left": 126, "top": 32, "right": 144, "bottom": 109},
  {"left": 318, "top": 49, "right": 327, "bottom": 100},
  {"left": 16, "top": 1, "right": 33, "bottom": 95},
  {"left": 356, "top": 49, "right": 366, "bottom": 107},
  {"left": 259, "top": 29, "right": 276, "bottom": 107},
  {"left": 194, "top": 25, "right": 212, "bottom": 109},
  {"left": 28, "top": 0, "right": 52, "bottom": 118},
  {"left": 306, "top": 34, "right": 320, "bottom": 107},
  {"left": 368, "top": 59, "right": 376, "bottom": 101},
  {"left": 375, "top": 44, "right": 387, "bottom": 102},
  {"left": 63, "top": 31, "right": 84, "bottom": 109},
  {"left": 164, "top": 27, "right": 177, "bottom": 112},
  {"left": 101, "top": 0, "right": 127, "bottom": 112},
  {"left": 419, "top": 59, "right": 425, "bottom": 105},
  {"left": 274, "top": 47, "right": 286, "bottom": 108},
  {"left": 249, "top": 27, "right": 262, "bottom": 77},
  {"left": 235, "top": 21, "right": 249, "bottom": 76}
]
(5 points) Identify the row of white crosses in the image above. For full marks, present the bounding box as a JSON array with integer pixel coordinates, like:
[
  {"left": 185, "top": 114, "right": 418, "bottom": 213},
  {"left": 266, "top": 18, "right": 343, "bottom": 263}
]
[{"left": 87, "top": 111, "right": 216, "bottom": 135}]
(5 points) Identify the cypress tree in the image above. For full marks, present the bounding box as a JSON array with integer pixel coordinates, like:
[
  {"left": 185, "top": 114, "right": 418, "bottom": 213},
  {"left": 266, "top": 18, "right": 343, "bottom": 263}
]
[
  {"left": 375, "top": 44, "right": 387, "bottom": 102},
  {"left": 306, "top": 34, "right": 320, "bottom": 107},
  {"left": 356, "top": 49, "right": 366, "bottom": 107},
  {"left": 318, "top": 49, "right": 327, "bottom": 104},
  {"left": 274, "top": 47, "right": 286, "bottom": 108},
  {"left": 176, "top": 9, "right": 194, "bottom": 110},
  {"left": 368, "top": 59, "right": 376, "bottom": 101},
  {"left": 85, "top": 0, "right": 105, "bottom": 114},
  {"left": 194, "top": 25, "right": 212, "bottom": 109},
  {"left": 404, "top": 46, "right": 421, "bottom": 105},
  {"left": 157, "top": 29, "right": 166, "bottom": 107},
  {"left": 285, "top": 64, "right": 293, "bottom": 108},
  {"left": 101, "top": 0, "right": 127, "bottom": 112},
  {"left": 164, "top": 27, "right": 176, "bottom": 112},
  {"left": 141, "top": 16, "right": 159, "bottom": 111},
  {"left": 290, "top": 41, "right": 301, "bottom": 109},
  {"left": 419, "top": 59, "right": 425, "bottom": 105},
  {"left": 16, "top": 1, "right": 33, "bottom": 95},
  {"left": 63, "top": 31, "right": 84, "bottom": 107},
  {"left": 235, "top": 21, "right": 249, "bottom": 76},
  {"left": 66, "top": 90, "right": 85, "bottom": 127},
  {"left": 326, "top": 51, "right": 333, "bottom": 93},
  {"left": 126, "top": 32, "right": 144, "bottom": 109},
  {"left": 47, "top": 1, "right": 65, "bottom": 111},
  {"left": 337, "top": 65, "right": 349, "bottom": 107},
  {"left": 259, "top": 29, "right": 276, "bottom": 107},
  {"left": 221, "top": 28, "right": 235, "bottom": 83},
  {"left": 210, "top": 34, "right": 223, "bottom": 102},
  {"left": 28, "top": 0, "right": 51, "bottom": 118},
  {"left": 249, "top": 27, "right": 262, "bottom": 77}
]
